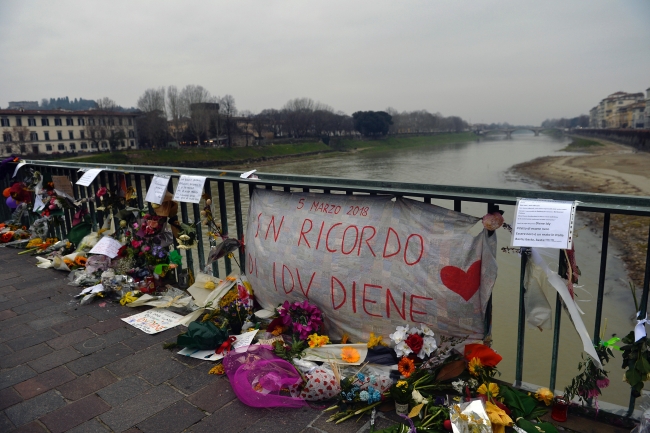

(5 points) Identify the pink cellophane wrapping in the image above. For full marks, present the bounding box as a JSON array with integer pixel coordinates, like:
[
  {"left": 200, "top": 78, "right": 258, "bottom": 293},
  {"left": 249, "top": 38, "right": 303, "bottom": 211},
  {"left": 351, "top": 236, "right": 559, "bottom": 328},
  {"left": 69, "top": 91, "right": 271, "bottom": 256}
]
[{"left": 223, "top": 345, "right": 306, "bottom": 408}]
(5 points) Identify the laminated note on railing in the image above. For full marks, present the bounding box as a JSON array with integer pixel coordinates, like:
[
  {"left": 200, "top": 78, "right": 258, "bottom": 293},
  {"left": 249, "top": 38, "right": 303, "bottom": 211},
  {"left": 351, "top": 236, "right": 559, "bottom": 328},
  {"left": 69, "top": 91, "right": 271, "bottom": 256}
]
[
  {"left": 75, "top": 168, "right": 103, "bottom": 186},
  {"left": 145, "top": 175, "right": 171, "bottom": 205},
  {"left": 511, "top": 198, "right": 576, "bottom": 249},
  {"left": 172, "top": 175, "right": 206, "bottom": 204}
]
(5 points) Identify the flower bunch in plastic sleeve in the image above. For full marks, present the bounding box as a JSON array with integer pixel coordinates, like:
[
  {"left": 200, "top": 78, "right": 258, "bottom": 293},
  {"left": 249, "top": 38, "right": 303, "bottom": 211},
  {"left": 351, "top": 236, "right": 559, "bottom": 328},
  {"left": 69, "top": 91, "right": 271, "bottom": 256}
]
[{"left": 277, "top": 300, "right": 323, "bottom": 340}]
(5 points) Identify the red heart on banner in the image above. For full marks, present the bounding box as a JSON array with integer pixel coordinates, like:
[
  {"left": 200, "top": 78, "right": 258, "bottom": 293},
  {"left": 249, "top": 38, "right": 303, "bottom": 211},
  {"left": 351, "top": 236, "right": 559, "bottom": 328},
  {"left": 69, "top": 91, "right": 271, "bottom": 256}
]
[{"left": 440, "top": 260, "right": 482, "bottom": 301}]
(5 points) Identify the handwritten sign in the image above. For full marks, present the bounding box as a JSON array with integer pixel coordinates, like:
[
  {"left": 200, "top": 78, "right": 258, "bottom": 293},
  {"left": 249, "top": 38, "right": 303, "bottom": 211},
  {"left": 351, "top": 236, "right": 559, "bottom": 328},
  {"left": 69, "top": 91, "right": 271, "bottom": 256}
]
[
  {"left": 89, "top": 236, "right": 123, "bottom": 258},
  {"left": 122, "top": 309, "right": 183, "bottom": 334},
  {"left": 177, "top": 330, "right": 258, "bottom": 361},
  {"left": 52, "top": 176, "right": 75, "bottom": 199},
  {"left": 172, "top": 175, "right": 206, "bottom": 204},
  {"left": 76, "top": 168, "right": 103, "bottom": 186},
  {"left": 245, "top": 189, "right": 498, "bottom": 343},
  {"left": 511, "top": 198, "right": 576, "bottom": 249},
  {"left": 144, "top": 175, "right": 171, "bottom": 205}
]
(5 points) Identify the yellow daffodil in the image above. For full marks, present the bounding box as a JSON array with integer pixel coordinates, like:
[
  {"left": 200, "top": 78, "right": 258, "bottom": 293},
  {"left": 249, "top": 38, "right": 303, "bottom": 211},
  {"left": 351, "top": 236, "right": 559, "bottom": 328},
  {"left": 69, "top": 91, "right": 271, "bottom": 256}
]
[
  {"left": 535, "top": 387, "right": 554, "bottom": 406},
  {"left": 485, "top": 401, "right": 513, "bottom": 433},
  {"left": 477, "top": 382, "right": 499, "bottom": 398},
  {"left": 367, "top": 332, "right": 387, "bottom": 349},
  {"left": 307, "top": 333, "right": 330, "bottom": 348}
]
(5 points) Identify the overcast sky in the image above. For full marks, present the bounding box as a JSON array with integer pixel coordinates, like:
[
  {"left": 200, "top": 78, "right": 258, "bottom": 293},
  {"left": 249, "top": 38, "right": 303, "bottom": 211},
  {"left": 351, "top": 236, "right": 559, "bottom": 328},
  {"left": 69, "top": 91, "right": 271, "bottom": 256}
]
[{"left": 1, "top": 1, "right": 648, "bottom": 125}]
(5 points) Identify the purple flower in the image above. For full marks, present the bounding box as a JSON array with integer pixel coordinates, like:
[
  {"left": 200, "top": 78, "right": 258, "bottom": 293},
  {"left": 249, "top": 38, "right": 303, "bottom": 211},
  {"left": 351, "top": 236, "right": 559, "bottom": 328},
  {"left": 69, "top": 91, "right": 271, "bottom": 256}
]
[{"left": 596, "top": 378, "right": 609, "bottom": 389}]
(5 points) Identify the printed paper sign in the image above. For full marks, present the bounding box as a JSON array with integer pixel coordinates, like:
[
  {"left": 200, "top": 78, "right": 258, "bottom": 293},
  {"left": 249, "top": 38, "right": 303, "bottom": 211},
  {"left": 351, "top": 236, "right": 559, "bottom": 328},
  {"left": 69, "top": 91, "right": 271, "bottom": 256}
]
[
  {"left": 52, "top": 176, "right": 75, "bottom": 199},
  {"left": 145, "top": 175, "right": 171, "bottom": 205},
  {"left": 177, "top": 330, "right": 258, "bottom": 361},
  {"left": 12, "top": 161, "right": 27, "bottom": 178},
  {"left": 122, "top": 309, "right": 184, "bottom": 334},
  {"left": 511, "top": 198, "right": 576, "bottom": 249},
  {"left": 172, "top": 175, "right": 206, "bottom": 204},
  {"left": 245, "top": 189, "right": 498, "bottom": 343},
  {"left": 89, "top": 236, "right": 123, "bottom": 258},
  {"left": 76, "top": 168, "right": 103, "bottom": 186}
]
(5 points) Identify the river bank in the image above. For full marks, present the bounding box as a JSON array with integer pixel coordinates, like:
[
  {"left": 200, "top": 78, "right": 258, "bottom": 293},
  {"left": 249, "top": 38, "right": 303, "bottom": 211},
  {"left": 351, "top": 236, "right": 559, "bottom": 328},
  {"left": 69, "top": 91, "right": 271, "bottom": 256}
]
[{"left": 511, "top": 137, "right": 650, "bottom": 287}]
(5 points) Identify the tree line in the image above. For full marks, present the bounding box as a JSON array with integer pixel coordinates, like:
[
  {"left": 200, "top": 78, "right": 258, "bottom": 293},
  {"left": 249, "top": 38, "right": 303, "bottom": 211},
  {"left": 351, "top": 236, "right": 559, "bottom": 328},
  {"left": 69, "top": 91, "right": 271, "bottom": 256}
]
[{"left": 541, "top": 115, "right": 589, "bottom": 129}]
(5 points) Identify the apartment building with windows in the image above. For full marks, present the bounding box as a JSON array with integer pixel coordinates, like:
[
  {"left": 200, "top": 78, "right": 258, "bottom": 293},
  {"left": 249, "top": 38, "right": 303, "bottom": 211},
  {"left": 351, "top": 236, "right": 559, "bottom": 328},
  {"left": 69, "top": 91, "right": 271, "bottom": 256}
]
[{"left": 0, "top": 109, "right": 139, "bottom": 155}]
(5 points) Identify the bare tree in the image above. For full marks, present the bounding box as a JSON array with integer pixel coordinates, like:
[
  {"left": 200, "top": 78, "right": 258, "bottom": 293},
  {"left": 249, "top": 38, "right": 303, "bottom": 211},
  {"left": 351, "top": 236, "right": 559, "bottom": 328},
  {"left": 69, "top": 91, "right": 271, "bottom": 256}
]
[
  {"left": 166, "top": 85, "right": 183, "bottom": 143},
  {"left": 220, "top": 94, "right": 237, "bottom": 147},
  {"left": 137, "top": 88, "right": 166, "bottom": 114},
  {"left": 2, "top": 125, "right": 32, "bottom": 155},
  {"left": 180, "top": 85, "right": 214, "bottom": 146},
  {"left": 96, "top": 97, "right": 118, "bottom": 111}
]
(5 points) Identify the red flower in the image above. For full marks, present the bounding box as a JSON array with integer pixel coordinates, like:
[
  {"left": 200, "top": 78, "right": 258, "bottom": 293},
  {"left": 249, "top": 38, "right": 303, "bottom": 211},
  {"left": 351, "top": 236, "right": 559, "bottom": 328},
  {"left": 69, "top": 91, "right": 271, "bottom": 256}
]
[
  {"left": 405, "top": 333, "right": 424, "bottom": 355},
  {"left": 96, "top": 187, "right": 107, "bottom": 198},
  {"left": 464, "top": 344, "right": 502, "bottom": 367}
]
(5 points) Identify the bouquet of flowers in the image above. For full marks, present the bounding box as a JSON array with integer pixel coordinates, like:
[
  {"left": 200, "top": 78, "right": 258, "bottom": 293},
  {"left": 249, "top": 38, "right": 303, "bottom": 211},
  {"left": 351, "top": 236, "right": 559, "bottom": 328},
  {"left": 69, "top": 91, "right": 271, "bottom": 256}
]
[
  {"left": 390, "top": 324, "right": 438, "bottom": 360},
  {"left": 277, "top": 300, "right": 323, "bottom": 340}
]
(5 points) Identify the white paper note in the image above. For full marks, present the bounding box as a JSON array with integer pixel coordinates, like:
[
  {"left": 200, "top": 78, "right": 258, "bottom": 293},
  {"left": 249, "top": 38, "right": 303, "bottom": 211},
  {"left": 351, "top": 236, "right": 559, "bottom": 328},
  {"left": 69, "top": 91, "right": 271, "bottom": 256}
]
[
  {"left": 511, "top": 198, "right": 576, "bottom": 249},
  {"left": 177, "top": 330, "right": 258, "bottom": 361},
  {"left": 144, "top": 175, "right": 171, "bottom": 205},
  {"left": 122, "top": 309, "right": 184, "bottom": 334},
  {"left": 76, "top": 168, "right": 103, "bottom": 186},
  {"left": 172, "top": 175, "right": 206, "bottom": 204},
  {"left": 33, "top": 195, "right": 45, "bottom": 212},
  {"left": 240, "top": 169, "right": 257, "bottom": 179},
  {"left": 12, "top": 161, "right": 27, "bottom": 178},
  {"left": 88, "top": 236, "right": 124, "bottom": 258},
  {"left": 79, "top": 283, "right": 104, "bottom": 295}
]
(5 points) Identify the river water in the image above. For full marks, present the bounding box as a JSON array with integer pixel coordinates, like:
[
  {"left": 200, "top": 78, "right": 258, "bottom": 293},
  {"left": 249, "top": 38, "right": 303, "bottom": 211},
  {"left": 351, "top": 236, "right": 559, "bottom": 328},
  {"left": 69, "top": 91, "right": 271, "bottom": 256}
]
[{"left": 248, "top": 133, "right": 632, "bottom": 407}]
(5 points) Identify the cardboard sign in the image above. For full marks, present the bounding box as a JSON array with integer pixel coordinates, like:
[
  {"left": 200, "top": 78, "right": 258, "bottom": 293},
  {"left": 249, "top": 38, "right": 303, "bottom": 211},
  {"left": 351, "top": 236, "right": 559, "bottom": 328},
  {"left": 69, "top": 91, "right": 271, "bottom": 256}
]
[
  {"left": 511, "top": 198, "right": 576, "bottom": 249},
  {"left": 122, "top": 309, "right": 183, "bottom": 334},
  {"left": 52, "top": 175, "right": 75, "bottom": 199},
  {"left": 145, "top": 175, "right": 171, "bottom": 205},
  {"left": 245, "top": 189, "right": 498, "bottom": 342},
  {"left": 172, "top": 175, "right": 206, "bottom": 204},
  {"left": 76, "top": 168, "right": 103, "bottom": 186},
  {"left": 89, "top": 236, "right": 123, "bottom": 258}
]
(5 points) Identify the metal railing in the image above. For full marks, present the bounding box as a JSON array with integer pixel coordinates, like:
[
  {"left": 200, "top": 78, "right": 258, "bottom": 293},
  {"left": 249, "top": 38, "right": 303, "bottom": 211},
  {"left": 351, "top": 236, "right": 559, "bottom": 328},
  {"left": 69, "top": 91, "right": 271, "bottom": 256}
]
[{"left": 4, "top": 159, "right": 650, "bottom": 417}]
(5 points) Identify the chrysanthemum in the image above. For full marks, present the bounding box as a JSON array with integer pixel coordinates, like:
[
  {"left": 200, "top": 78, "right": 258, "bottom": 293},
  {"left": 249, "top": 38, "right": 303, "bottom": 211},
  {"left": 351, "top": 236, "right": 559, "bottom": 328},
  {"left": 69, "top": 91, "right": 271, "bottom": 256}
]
[
  {"left": 398, "top": 357, "right": 416, "bottom": 378},
  {"left": 341, "top": 347, "right": 360, "bottom": 363},
  {"left": 468, "top": 357, "right": 483, "bottom": 377},
  {"left": 534, "top": 387, "right": 554, "bottom": 406}
]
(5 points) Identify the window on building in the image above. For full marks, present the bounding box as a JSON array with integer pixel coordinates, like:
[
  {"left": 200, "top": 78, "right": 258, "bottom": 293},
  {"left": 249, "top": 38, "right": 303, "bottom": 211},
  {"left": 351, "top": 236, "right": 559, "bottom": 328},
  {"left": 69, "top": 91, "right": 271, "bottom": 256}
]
[
  {"left": 44, "top": 131, "right": 50, "bottom": 140},
  {"left": 57, "top": 131, "right": 63, "bottom": 140},
  {"left": 88, "top": 118, "right": 95, "bottom": 126},
  {"left": 30, "top": 132, "right": 38, "bottom": 141},
  {"left": 68, "top": 131, "right": 74, "bottom": 139},
  {"left": 80, "top": 142, "right": 88, "bottom": 149},
  {"left": 78, "top": 117, "right": 85, "bottom": 126},
  {"left": 128, "top": 130, "right": 135, "bottom": 138},
  {"left": 128, "top": 118, "right": 133, "bottom": 126},
  {"left": 17, "top": 132, "right": 24, "bottom": 141},
  {"left": 119, "top": 118, "right": 123, "bottom": 126},
  {"left": 108, "top": 118, "right": 114, "bottom": 126},
  {"left": 100, "top": 118, "right": 106, "bottom": 126},
  {"left": 69, "top": 143, "right": 76, "bottom": 151},
  {"left": 91, "top": 131, "right": 96, "bottom": 139},
  {"left": 80, "top": 131, "right": 85, "bottom": 139},
  {"left": 45, "top": 144, "right": 52, "bottom": 151},
  {"left": 91, "top": 142, "right": 98, "bottom": 149},
  {"left": 32, "top": 145, "right": 39, "bottom": 154},
  {"left": 28, "top": 118, "right": 36, "bottom": 126},
  {"left": 130, "top": 140, "right": 135, "bottom": 147},
  {"left": 2, "top": 133, "right": 11, "bottom": 142},
  {"left": 66, "top": 118, "right": 73, "bottom": 126},
  {"left": 15, "top": 117, "right": 22, "bottom": 126},
  {"left": 58, "top": 144, "right": 65, "bottom": 151},
  {"left": 101, "top": 141, "right": 108, "bottom": 148},
  {"left": 0, "top": 118, "right": 9, "bottom": 127},
  {"left": 41, "top": 118, "right": 49, "bottom": 126},
  {"left": 101, "top": 130, "right": 106, "bottom": 139},
  {"left": 120, "top": 140, "right": 126, "bottom": 147},
  {"left": 54, "top": 118, "right": 62, "bottom": 126}
]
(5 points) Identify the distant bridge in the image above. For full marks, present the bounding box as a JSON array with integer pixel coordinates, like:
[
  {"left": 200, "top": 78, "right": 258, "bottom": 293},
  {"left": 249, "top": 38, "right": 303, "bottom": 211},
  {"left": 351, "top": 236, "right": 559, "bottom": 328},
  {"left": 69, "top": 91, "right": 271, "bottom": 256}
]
[{"left": 473, "top": 127, "right": 563, "bottom": 138}]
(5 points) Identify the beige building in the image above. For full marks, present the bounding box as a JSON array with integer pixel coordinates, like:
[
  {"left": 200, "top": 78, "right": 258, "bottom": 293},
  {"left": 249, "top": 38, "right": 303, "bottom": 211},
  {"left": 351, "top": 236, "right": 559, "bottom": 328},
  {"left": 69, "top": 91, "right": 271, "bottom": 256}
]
[
  {"left": 0, "top": 109, "right": 139, "bottom": 155},
  {"left": 590, "top": 91, "right": 645, "bottom": 129}
]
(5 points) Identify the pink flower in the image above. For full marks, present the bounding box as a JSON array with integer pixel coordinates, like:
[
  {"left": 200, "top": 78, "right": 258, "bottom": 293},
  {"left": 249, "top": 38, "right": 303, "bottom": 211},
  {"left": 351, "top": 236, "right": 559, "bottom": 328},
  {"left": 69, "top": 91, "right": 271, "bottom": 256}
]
[
  {"left": 596, "top": 378, "right": 609, "bottom": 389},
  {"left": 131, "top": 240, "right": 142, "bottom": 248},
  {"left": 143, "top": 245, "right": 150, "bottom": 252},
  {"left": 96, "top": 187, "right": 107, "bottom": 198}
]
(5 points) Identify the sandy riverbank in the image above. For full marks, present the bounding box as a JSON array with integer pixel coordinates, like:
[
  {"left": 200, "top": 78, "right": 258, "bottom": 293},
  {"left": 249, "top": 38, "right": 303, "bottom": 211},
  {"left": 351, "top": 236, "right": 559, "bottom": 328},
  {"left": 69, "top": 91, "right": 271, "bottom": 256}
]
[{"left": 511, "top": 138, "right": 650, "bottom": 286}]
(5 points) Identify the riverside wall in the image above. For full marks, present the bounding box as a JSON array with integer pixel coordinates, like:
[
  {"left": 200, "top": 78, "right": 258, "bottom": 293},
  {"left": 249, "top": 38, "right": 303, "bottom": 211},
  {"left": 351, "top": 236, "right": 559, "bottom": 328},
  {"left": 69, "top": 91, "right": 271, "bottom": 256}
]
[{"left": 573, "top": 128, "right": 650, "bottom": 151}]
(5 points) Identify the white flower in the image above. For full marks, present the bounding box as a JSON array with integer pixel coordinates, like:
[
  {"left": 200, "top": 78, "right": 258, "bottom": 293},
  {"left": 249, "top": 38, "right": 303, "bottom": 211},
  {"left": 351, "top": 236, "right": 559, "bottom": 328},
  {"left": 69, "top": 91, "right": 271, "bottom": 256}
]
[
  {"left": 452, "top": 380, "right": 467, "bottom": 394},
  {"left": 394, "top": 341, "right": 412, "bottom": 358},
  {"left": 389, "top": 325, "right": 409, "bottom": 344},
  {"left": 420, "top": 324, "right": 435, "bottom": 337},
  {"left": 419, "top": 336, "right": 438, "bottom": 359},
  {"left": 408, "top": 326, "right": 420, "bottom": 335},
  {"left": 179, "top": 234, "right": 190, "bottom": 241},
  {"left": 412, "top": 389, "right": 429, "bottom": 405},
  {"left": 468, "top": 378, "right": 479, "bottom": 389}
]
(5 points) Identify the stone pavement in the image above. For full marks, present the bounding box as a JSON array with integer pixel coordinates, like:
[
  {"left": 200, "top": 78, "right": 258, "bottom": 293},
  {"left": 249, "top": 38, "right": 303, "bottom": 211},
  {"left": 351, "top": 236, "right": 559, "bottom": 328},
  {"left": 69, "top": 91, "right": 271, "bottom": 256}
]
[{"left": 0, "top": 247, "right": 630, "bottom": 433}]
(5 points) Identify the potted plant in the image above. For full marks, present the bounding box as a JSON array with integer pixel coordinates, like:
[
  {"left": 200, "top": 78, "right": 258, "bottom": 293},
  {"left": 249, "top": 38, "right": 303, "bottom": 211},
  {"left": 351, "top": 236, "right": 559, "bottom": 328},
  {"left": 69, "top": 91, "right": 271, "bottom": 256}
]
[{"left": 390, "top": 380, "right": 412, "bottom": 415}]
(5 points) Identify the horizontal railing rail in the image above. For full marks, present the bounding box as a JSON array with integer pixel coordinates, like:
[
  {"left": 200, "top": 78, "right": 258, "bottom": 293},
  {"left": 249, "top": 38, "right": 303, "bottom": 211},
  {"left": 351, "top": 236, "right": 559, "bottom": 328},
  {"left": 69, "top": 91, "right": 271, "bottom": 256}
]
[{"left": 3, "top": 158, "right": 649, "bottom": 418}]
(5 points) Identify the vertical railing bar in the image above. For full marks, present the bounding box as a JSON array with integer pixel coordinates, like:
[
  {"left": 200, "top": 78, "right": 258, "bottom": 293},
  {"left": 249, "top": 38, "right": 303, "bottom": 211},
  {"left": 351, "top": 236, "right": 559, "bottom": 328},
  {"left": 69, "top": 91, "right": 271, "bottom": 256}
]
[
  {"left": 217, "top": 181, "right": 232, "bottom": 275},
  {"left": 192, "top": 202, "right": 205, "bottom": 271},
  {"left": 303, "top": 188, "right": 309, "bottom": 193},
  {"left": 134, "top": 174, "right": 144, "bottom": 210},
  {"left": 180, "top": 202, "right": 195, "bottom": 276},
  {"left": 424, "top": 197, "right": 431, "bottom": 204},
  {"left": 593, "top": 213, "right": 610, "bottom": 344},
  {"left": 515, "top": 249, "right": 528, "bottom": 386},
  {"left": 249, "top": 184, "right": 255, "bottom": 199},
  {"left": 204, "top": 181, "right": 219, "bottom": 278},
  {"left": 454, "top": 199, "right": 461, "bottom": 213},
  {"left": 549, "top": 250, "right": 566, "bottom": 392},
  {"left": 283, "top": 186, "right": 290, "bottom": 192},
  {"left": 265, "top": 184, "right": 272, "bottom": 190},
  {"left": 232, "top": 182, "right": 245, "bottom": 273},
  {"left": 57, "top": 168, "right": 71, "bottom": 237}
]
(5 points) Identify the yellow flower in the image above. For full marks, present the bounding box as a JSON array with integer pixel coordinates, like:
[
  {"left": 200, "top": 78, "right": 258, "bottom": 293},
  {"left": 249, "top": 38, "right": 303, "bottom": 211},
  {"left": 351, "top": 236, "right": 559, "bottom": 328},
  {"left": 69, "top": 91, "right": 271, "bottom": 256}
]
[
  {"left": 477, "top": 382, "right": 499, "bottom": 398},
  {"left": 367, "top": 332, "right": 387, "bottom": 349},
  {"left": 307, "top": 333, "right": 330, "bottom": 348},
  {"left": 341, "top": 347, "right": 361, "bottom": 363},
  {"left": 396, "top": 380, "right": 408, "bottom": 388},
  {"left": 341, "top": 334, "right": 350, "bottom": 344},
  {"left": 468, "top": 357, "right": 482, "bottom": 376},
  {"left": 26, "top": 238, "right": 43, "bottom": 248},
  {"left": 535, "top": 387, "right": 554, "bottom": 406},
  {"left": 204, "top": 281, "right": 216, "bottom": 290},
  {"left": 208, "top": 364, "right": 225, "bottom": 375},
  {"left": 485, "top": 401, "right": 513, "bottom": 433},
  {"left": 119, "top": 291, "right": 138, "bottom": 306}
]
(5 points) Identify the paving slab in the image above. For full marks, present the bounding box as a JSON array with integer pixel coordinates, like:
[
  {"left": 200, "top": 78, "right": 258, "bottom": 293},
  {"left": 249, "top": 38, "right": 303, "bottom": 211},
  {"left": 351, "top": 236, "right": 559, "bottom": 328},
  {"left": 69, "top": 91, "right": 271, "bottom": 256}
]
[
  {"left": 4, "top": 389, "right": 66, "bottom": 427},
  {"left": 186, "top": 378, "right": 236, "bottom": 413},
  {"left": 168, "top": 363, "right": 218, "bottom": 395},
  {"left": 28, "top": 346, "right": 83, "bottom": 373},
  {"left": 66, "top": 343, "right": 135, "bottom": 375},
  {"left": 66, "top": 418, "right": 111, "bottom": 433},
  {"left": 0, "top": 412, "right": 16, "bottom": 432},
  {"left": 106, "top": 344, "right": 169, "bottom": 378},
  {"left": 47, "top": 328, "right": 95, "bottom": 351},
  {"left": 96, "top": 376, "right": 152, "bottom": 406},
  {"left": 39, "top": 394, "right": 111, "bottom": 433},
  {"left": 73, "top": 327, "right": 136, "bottom": 355},
  {"left": 0, "top": 365, "right": 37, "bottom": 390},
  {"left": 0, "top": 387, "right": 23, "bottom": 411},
  {"left": 11, "top": 421, "right": 50, "bottom": 432},
  {"left": 13, "top": 366, "right": 76, "bottom": 399},
  {"left": 51, "top": 315, "right": 97, "bottom": 335},
  {"left": 136, "top": 400, "right": 205, "bottom": 433},
  {"left": 6, "top": 329, "right": 58, "bottom": 352},
  {"left": 57, "top": 368, "right": 117, "bottom": 401},
  {"left": 193, "top": 399, "right": 270, "bottom": 433},
  {"left": 137, "top": 356, "right": 187, "bottom": 386}
]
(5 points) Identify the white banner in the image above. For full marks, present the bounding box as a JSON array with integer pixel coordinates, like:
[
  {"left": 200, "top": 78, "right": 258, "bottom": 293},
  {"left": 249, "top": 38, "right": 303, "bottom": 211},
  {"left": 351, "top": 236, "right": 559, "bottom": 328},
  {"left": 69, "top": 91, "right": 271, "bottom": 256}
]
[{"left": 245, "top": 190, "right": 498, "bottom": 342}]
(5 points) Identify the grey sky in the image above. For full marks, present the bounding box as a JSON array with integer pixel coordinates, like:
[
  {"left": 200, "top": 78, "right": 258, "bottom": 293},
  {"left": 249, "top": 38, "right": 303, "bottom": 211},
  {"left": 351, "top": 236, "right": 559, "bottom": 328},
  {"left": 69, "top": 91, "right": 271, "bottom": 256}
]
[{"left": 1, "top": 0, "right": 648, "bottom": 125}]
